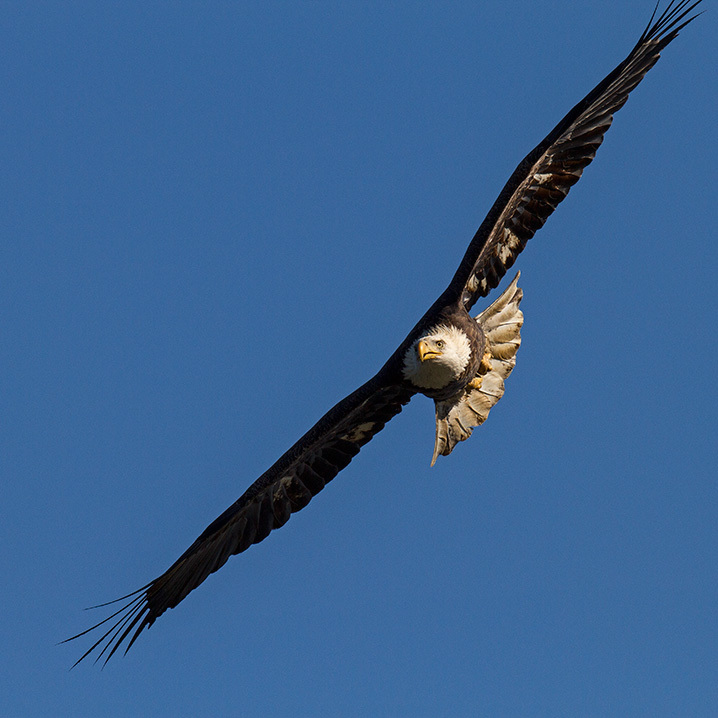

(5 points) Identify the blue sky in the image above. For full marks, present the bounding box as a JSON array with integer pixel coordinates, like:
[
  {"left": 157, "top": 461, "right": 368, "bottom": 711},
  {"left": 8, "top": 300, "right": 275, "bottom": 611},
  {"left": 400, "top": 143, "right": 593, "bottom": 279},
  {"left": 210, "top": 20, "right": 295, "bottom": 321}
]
[{"left": 2, "top": 2, "right": 716, "bottom": 715}]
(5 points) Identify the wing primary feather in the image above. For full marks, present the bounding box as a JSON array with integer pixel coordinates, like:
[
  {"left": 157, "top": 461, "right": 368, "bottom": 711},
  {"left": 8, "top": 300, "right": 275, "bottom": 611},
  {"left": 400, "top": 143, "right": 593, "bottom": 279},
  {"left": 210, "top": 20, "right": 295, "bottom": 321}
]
[
  {"left": 82, "top": 583, "right": 150, "bottom": 610},
  {"left": 62, "top": 592, "right": 145, "bottom": 647},
  {"left": 64, "top": 594, "right": 146, "bottom": 669},
  {"left": 95, "top": 603, "right": 145, "bottom": 666}
]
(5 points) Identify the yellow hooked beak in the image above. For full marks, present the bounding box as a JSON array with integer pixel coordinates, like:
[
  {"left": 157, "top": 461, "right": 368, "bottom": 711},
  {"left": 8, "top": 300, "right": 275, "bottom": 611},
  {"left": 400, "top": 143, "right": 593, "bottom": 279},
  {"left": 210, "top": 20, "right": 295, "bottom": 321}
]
[{"left": 417, "top": 340, "right": 442, "bottom": 362}]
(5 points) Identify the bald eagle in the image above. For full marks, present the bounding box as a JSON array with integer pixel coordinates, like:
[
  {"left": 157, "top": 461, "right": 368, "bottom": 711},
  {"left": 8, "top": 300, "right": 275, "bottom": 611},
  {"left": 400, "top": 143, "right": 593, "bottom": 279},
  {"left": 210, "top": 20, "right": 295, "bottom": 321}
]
[{"left": 66, "top": 1, "right": 702, "bottom": 665}]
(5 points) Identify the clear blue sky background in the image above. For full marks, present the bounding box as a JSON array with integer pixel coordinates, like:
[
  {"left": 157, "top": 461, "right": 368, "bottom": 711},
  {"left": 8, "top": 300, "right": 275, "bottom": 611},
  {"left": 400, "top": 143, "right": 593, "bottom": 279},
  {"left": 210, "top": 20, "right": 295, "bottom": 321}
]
[{"left": 2, "top": 2, "right": 716, "bottom": 716}]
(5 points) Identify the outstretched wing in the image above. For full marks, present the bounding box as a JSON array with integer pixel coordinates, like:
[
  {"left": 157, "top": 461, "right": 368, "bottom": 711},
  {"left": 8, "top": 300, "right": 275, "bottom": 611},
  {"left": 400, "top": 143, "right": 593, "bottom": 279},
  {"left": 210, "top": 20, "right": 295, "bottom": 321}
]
[
  {"left": 65, "top": 373, "right": 414, "bottom": 665},
  {"left": 445, "top": 0, "right": 702, "bottom": 312}
]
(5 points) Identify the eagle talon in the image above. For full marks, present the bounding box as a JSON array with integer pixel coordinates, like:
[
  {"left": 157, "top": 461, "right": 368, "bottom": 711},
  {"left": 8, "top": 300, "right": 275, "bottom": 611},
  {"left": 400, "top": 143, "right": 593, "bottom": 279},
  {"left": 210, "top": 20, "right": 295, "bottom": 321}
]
[
  {"left": 467, "top": 376, "right": 484, "bottom": 391},
  {"left": 479, "top": 347, "right": 493, "bottom": 375}
]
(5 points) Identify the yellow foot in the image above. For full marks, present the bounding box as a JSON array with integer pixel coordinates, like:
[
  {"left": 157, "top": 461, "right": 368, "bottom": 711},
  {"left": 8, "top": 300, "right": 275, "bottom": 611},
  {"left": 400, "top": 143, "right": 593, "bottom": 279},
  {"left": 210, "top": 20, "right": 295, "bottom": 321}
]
[
  {"left": 479, "top": 346, "right": 493, "bottom": 374},
  {"left": 467, "top": 376, "right": 483, "bottom": 391}
]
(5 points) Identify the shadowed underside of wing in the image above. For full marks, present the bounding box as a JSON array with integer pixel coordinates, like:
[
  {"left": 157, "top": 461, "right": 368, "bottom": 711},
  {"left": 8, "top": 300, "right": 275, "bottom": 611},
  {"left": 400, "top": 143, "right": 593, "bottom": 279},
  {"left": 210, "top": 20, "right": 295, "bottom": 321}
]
[
  {"left": 65, "top": 376, "right": 413, "bottom": 666},
  {"left": 447, "top": 0, "right": 702, "bottom": 312}
]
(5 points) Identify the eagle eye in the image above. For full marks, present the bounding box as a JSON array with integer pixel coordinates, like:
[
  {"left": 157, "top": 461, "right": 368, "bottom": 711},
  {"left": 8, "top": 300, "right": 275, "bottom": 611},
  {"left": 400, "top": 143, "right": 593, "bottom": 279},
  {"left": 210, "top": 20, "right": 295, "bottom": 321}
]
[{"left": 436, "top": 340, "right": 445, "bottom": 348}]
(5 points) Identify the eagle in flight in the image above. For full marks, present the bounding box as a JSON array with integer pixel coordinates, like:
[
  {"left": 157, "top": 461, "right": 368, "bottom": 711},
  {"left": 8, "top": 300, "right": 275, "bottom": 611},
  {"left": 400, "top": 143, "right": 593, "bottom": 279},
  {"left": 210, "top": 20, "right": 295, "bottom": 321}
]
[{"left": 67, "top": 1, "right": 703, "bottom": 665}]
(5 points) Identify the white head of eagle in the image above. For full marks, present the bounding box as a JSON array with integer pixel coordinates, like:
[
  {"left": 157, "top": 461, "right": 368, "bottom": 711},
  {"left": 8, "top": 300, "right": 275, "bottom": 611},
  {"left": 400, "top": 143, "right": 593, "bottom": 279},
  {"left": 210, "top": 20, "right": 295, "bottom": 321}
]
[{"left": 402, "top": 323, "right": 472, "bottom": 390}]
